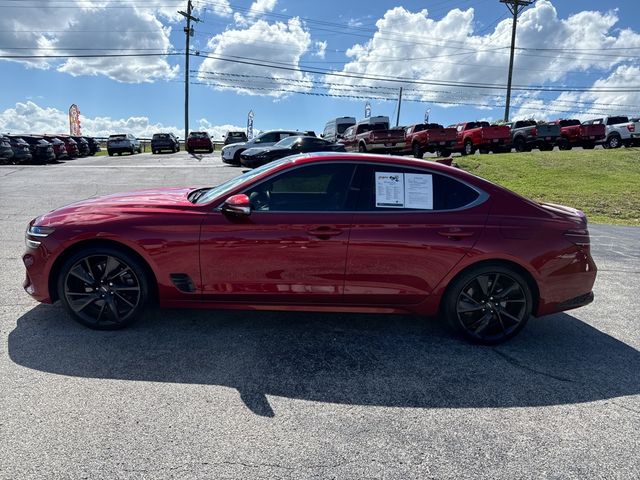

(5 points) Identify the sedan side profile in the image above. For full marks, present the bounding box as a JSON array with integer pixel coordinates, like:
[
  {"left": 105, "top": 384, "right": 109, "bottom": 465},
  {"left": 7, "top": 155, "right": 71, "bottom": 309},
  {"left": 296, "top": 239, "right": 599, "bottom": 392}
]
[
  {"left": 240, "top": 136, "right": 346, "bottom": 168},
  {"left": 22, "top": 154, "right": 596, "bottom": 344}
]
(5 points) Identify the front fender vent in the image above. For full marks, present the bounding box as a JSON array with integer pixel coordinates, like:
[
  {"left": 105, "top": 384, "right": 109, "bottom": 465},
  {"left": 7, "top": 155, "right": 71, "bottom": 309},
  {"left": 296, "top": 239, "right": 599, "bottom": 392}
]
[{"left": 170, "top": 273, "right": 197, "bottom": 293}]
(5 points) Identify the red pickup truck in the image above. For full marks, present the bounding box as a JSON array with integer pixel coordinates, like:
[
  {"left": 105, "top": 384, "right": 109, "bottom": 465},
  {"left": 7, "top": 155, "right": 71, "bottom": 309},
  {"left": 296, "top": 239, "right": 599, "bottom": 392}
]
[
  {"left": 551, "top": 119, "right": 606, "bottom": 150},
  {"left": 404, "top": 123, "right": 457, "bottom": 158},
  {"left": 451, "top": 121, "right": 511, "bottom": 155},
  {"left": 340, "top": 116, "right": 406, "bottom": 153}
]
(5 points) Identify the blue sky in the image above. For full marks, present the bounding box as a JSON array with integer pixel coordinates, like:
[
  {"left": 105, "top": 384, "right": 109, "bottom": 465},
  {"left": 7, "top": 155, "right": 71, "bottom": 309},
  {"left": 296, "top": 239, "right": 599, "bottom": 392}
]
[{"left": 1, "top": 0, "right": 639, "bottom": 138}]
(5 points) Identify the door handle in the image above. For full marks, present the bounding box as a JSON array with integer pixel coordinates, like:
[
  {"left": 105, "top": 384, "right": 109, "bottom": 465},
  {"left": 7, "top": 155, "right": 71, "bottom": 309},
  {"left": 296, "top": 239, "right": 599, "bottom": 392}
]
[
  {"left": 438, "top": 229, "right": 475, "bottom": 240},
  {"left": 308, "top": 227, "right": 343, "bottom": 239}
]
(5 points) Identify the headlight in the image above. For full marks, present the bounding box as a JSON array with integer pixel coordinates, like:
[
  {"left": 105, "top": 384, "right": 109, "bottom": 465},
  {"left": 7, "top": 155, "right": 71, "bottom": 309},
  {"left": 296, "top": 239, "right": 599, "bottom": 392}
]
[{"left": 25, "top": 225, "right": 55, "bottom": 249}]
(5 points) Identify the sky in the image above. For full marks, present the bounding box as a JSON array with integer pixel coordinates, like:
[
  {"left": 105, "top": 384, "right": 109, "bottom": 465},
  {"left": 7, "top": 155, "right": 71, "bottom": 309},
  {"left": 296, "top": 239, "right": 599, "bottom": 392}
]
[{"left": 1, "top": 0, "right": 640, "bottom": 139}]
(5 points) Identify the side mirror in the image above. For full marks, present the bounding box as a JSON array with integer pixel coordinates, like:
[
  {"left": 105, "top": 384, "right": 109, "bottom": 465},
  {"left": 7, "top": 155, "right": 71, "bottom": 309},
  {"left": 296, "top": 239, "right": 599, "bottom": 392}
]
[
  {"left": 221, "top": 194, "right": 251, "bottom": 216},
  {"left": 253, "top": 138, "right": 262, "bottom": 144},
  {"left": 320, "top": 133, "right": 324, "bottom": 138}
]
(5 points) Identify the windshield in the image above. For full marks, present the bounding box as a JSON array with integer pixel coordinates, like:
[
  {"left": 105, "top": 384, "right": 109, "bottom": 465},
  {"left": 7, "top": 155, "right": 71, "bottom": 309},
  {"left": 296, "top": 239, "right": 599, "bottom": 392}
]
[
  {"left": 274, "top": 136, "right": 300, "bottom": 148},
  {"left": 195, "top": 156, "right": 294, "bottom": 205}
]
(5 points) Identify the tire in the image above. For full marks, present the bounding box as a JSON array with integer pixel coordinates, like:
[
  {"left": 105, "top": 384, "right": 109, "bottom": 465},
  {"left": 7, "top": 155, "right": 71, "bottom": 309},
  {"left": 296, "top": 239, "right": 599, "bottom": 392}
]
[
  {"left": 412, "top": 142, "right": 423, "bottom": 159},
  {"left": 233, "top": 150, "right": 243, "bottom": 165},
  {"left": 358, "top": 143, "right": 367, "bottom": 153},
  {"left": 463, "top": 140, "right": 475, "bottom": 156},
  {"left": 209, "top": 148, "right": 214, "bottom": 154},
  {"left": 152, "top": 150, "right": 157, "bottom": 155},
  {"left": 107, "top": 150, "right": 113, "bottom": 157},
  {"left": 605, "top": 135, "right": 621, "bottom": 149},
  {"left": 442, "top": 264, "right": 533, "bottom": 345},
  {"left": 130, "top": 147, "right": 135, "bottom": 155},
  {"left": 558, "top": 138, "right": 572, "bottom": 151},
  {"left": 56, "top": 246, "right": 150, "bottom": 330}
]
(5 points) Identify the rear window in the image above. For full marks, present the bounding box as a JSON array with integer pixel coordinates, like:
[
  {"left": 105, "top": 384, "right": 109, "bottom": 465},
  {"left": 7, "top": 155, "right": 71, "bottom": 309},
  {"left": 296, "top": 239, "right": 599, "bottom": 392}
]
[
  {"left": 109, "top": 134, "right": 126, "bottom": 140},
  {"left": 153, "top": 134, "right": 169, "bottom": 140},
  {"left": 337, "top": 123, "right": 353, "bottom": 134},
  {"left": 228, "top": 132, "right": 246, "bottom": 139},
  {"left": 607, "top": 116, "right": 629, "bottom": 125},
  {"left": 190, "top": 132, "right": 210, "bottom": 138},
  {"left": 560, "top": 120, "right": 580, "bottom": 127}
]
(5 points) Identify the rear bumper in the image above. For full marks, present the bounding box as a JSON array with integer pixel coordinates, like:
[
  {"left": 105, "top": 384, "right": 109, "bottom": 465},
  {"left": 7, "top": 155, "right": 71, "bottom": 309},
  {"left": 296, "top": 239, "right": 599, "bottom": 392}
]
[
  {"left": 367, "top": 142, "right": 406, "bottom": 152},
  {"left": 536, "top": 250, "right": 597, "bottom": 316}
]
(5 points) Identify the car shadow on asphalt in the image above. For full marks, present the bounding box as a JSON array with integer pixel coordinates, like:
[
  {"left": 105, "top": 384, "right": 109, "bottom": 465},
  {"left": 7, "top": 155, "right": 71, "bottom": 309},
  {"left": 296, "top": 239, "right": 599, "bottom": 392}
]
[{"left": 8, "top": 304, "right": 640, "bottom": 417}]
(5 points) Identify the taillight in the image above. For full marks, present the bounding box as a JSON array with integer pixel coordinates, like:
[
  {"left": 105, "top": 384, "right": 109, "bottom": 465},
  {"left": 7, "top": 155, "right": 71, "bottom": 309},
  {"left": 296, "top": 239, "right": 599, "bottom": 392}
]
[
  {"left": 628, "top": 124, "right": 635, "bottom": 132},
  {"left": 530, "top": 127, "right": 537, "bottom": 137},
  {"left": 564, "top": 229, "right": 590, "bottom": 248}
]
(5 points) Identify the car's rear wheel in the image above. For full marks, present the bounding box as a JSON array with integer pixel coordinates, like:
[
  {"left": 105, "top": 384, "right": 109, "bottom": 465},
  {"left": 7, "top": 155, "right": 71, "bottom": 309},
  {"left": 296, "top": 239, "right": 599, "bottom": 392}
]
[
  {"left": 358, "top": 143, "right": 367, "bottom": 153},
  {"left": 462, "top": 140, "right": 474, "bottom": 156},
  {"left": 412, "top": 142, "right": 423, "bottom": 159},
  {"left": 57, "top": 247, "right": 150, "bottom": 330},
  {"left": 606, "top": 135, "right": 621, "bottom": 149},
  {"left": 558, "top": 138, "right": 572, "bottom": 150},
  {"left": 443, "top": 264, "right": 532, "bottom": 344}
]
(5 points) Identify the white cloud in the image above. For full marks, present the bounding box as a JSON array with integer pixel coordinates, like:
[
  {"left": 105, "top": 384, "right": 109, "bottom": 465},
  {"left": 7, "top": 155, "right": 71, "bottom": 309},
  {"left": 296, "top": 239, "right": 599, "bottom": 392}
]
[
  {"left": 512, "top": 65, "right": 640, "bottom": 121},
  {"left": 233, "top": 0, "right": 278, "bottom": 27},
  {"left": 197, "top": 17, "right": 312, "bottom": 97},
  {"left": 0, "top": 0, "right": 181, "bottom": 83},
  {"left": 0, "top": 101, "right": 243, "bottom": 140},
  {"left": 326, "top": 1, "right": 640, "bottom": 116},
  {"left": 313, "top": 41, "right": 328, "bottom": 59}
]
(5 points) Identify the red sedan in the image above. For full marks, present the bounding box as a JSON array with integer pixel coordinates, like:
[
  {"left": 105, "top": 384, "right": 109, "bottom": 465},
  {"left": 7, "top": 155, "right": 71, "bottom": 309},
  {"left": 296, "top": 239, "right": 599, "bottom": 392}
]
[{"left": 22, "top": 153, "right": 596, "bottom": 344}]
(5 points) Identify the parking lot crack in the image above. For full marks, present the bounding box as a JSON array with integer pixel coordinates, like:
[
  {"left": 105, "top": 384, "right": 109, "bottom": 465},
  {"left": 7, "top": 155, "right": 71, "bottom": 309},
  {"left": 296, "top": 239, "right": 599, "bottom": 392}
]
[{"left": 492, "top": 348, "right": 575, "bottom": 383}]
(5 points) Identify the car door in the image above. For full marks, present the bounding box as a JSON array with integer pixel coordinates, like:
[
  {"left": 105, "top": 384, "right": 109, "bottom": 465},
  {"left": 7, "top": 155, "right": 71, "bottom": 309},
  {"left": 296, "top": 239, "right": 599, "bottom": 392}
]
[
  {"left": 343, "top": 163, "right": 490, "bottom": 306},
  {"left": 199, "top": 162, "right": 358, "bottom": 304}
]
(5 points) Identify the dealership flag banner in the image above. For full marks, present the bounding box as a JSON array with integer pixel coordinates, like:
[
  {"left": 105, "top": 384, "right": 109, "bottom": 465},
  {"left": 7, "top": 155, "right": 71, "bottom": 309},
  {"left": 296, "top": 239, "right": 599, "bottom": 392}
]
[
  {"left": 425, "top": 108, "right": 431, "bottom": 123},
  {"left": 69, "top": 104, "right": 82, "bottom": 136},
  {"left": 247, "top": 110, "right": 254, "bottom": 140},
  {"left": 364, "top": 102, "right": 371, "bottom": 119}
]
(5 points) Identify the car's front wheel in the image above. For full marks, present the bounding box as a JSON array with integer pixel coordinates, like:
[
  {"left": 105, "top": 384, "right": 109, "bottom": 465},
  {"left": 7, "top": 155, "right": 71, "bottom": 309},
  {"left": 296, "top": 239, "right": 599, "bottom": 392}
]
[
  {"left": 57, "top": 246, "right": 150, "bottom": 330},
  {"left": 442, "top": 264, "right": 532, "bottom": 344}
]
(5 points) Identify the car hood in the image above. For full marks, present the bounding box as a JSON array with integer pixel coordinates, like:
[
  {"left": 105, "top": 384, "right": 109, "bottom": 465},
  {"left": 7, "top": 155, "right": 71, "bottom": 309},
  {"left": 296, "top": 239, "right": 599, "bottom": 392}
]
[{"left": 36, "top": 187, "right": 196, "bottom": 226}]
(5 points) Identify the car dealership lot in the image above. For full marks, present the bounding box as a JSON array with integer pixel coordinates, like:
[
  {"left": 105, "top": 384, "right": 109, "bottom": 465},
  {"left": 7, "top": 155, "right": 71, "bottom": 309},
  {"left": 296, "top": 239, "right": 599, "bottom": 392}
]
[{"left": 1, "top": 153, "right": 638, "bottom": 479}]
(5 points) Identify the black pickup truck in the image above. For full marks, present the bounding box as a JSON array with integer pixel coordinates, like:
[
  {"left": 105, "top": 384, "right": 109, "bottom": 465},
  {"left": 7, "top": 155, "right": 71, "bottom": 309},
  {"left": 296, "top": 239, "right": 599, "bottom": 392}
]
[{"left": 506, "top": 120, "right": 561, "bottom": 152}]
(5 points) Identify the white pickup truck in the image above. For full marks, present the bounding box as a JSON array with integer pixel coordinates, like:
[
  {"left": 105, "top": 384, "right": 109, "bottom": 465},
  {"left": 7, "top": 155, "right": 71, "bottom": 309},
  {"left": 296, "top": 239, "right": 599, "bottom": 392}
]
[{"left": 582, "top": 116, "right": 640, "bottom": 149}]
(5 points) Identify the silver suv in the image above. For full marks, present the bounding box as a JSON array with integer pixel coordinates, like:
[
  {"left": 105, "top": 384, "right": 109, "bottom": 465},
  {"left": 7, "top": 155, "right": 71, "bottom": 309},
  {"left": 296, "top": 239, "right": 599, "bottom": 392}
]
[{"left": 107, "top": 133, "right": 141, "bottom": 156}]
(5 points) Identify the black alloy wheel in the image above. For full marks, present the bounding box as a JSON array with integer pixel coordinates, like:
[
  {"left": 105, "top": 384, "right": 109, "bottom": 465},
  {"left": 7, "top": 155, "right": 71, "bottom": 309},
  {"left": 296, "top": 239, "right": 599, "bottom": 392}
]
[
  {"left": 443, "top": 265, "right": 532, "bottom": 344},
  {"left": 58, "top": 247, "right": 149, "bottom": 330},
  {"left": 358, "top": 143, "right": 367, "bottom": 153}
]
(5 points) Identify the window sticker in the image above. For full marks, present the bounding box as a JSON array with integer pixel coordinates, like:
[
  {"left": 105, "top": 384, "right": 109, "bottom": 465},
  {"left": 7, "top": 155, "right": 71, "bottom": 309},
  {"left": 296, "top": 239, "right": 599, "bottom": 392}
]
[
  {"left": 375, "top": 172, "right": 404, "bottom": 208},
  {"left": 375, "top": 172, "right": 433, "bottom": 209},
  {"left": 405, "top": 173, "right": 433, "bottom": 210}
]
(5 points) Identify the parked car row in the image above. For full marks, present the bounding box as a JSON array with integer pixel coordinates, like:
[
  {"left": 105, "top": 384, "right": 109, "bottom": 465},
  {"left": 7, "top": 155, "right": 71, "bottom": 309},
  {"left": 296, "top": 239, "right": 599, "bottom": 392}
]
[
  {"left": 318, "top": 114, "right": 639, "bottom": 160},
  {"left": 0, "top": 133, "right": 99, "bottom": 164}
]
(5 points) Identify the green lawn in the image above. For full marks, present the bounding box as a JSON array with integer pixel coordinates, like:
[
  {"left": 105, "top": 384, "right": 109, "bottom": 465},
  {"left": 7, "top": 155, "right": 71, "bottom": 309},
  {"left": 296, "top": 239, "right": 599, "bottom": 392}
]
[{"left": 455, "top": 148, "right": 640, "bottom": 226}]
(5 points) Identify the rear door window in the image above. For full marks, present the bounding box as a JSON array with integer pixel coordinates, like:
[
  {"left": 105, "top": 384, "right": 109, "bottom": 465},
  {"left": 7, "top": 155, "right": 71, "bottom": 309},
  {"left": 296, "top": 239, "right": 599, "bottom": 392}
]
[{"left": 355, "top": 164, "right": 482, "bottom": 211}]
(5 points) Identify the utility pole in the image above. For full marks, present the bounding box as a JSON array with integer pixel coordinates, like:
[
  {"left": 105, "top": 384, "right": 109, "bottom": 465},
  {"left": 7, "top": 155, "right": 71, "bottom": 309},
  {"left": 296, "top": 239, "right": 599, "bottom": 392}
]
[
  {"left": 178, "top": 1, "right": 199, "bottom": 142},
  {"left": 395, "top": 87, "right": 403, "bottom": 127},
  {"left": 500, "top": 0, "right": 532, "bottom": 122}
]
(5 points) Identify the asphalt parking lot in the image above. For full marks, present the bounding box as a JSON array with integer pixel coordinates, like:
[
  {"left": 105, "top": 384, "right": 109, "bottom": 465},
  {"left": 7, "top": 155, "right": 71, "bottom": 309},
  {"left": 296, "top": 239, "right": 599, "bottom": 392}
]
[{"left": 1, "top": 151, "right": 639, "bottom": 479}]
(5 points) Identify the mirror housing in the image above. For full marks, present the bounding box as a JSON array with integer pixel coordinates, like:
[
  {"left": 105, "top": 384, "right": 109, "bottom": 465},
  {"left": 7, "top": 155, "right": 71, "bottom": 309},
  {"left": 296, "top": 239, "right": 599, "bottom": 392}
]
[{"left": 221, "top": 194, "right": 251, "bottom": 216}]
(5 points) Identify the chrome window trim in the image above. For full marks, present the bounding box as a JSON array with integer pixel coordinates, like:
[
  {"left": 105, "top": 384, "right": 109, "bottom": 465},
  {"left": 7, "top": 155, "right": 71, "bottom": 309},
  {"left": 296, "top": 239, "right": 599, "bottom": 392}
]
[{"left": 225, "top": 160, "right": 489, "bottom": 214}]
